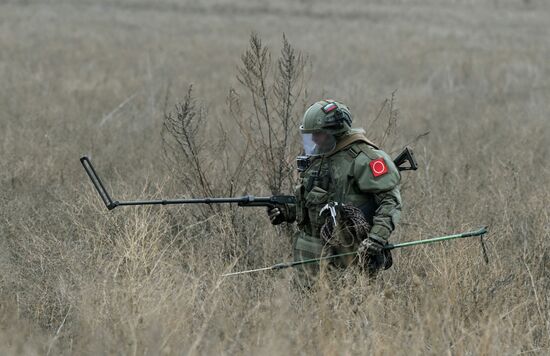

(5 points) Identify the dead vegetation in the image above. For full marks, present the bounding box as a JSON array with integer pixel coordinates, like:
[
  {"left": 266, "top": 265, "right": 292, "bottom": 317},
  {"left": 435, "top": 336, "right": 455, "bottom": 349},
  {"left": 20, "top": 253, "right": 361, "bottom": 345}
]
[{"left": 0, "top": 0, "right": 549, "bottom": 355}]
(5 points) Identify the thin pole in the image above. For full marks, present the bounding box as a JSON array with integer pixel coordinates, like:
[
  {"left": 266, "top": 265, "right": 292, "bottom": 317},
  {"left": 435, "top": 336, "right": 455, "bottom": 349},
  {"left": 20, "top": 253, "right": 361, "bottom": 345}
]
[
  {"left": 221, "top": 226, "right": 488, "bottom": 277},
  {"left": 387, "top": 226, "right": 487, "bottom": 249}
]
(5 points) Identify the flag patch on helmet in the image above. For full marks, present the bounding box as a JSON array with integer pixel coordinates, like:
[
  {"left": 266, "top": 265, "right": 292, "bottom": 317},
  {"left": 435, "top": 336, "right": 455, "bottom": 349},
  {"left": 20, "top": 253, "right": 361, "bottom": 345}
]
[
  {"left": 369, "top": 157, "right": 388, "bottom": 177},
  {"left": 322, "top": 102, "right": 338, "bottom": 113}
]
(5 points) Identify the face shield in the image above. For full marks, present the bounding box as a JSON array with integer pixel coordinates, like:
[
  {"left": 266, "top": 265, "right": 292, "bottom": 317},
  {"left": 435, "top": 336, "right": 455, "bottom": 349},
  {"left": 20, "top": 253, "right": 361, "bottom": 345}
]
[{"left": 302, "top": 132, "right": 337, "bottom": 156}]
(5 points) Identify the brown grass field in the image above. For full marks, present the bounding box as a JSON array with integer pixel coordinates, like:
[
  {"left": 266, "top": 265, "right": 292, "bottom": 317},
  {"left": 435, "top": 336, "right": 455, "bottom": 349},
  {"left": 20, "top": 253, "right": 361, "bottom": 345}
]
[{"left": 1, "top": 0, "right": 549, "bottom": 354}]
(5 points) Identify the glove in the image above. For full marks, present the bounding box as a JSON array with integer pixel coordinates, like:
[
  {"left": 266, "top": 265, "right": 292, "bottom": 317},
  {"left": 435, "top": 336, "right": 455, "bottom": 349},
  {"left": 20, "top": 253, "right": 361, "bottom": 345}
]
[
  {"left": 267, "top": 205, "right": 289, "bottom": 225},
  {"left": 357, "top": 234, "right": 387, "bottom": 268},
  {"left": 358, "top": 235, "right": 385, "bottom": 255}
]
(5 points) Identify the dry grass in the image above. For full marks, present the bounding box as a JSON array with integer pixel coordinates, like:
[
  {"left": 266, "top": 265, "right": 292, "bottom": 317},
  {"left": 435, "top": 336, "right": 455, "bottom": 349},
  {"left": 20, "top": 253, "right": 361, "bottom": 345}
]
[{"left": 1, "top": 0, "right": 549, "bottom": 355}]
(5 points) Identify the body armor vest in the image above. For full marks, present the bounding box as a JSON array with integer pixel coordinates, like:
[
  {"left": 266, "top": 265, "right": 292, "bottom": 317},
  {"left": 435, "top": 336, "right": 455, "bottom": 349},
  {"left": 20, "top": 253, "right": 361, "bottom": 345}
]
[{"left": 295, "top": 142, "right": 378, "bottom": 237}]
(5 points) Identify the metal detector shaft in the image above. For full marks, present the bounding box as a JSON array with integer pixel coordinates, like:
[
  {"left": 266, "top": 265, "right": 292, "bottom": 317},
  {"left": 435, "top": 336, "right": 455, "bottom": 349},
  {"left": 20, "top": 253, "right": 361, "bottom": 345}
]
[
  {"left": 221, "top": 226, "right": 488, "bottom": 276},
  {"left": 80, "top": 156, "right": 295, "bottom": 210}
]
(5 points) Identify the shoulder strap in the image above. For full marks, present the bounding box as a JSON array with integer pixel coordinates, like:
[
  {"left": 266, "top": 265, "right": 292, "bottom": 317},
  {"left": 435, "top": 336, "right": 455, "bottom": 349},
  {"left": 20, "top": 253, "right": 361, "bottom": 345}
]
[{"left": 328, "top": 132, "right": 379, "bottom": 158}]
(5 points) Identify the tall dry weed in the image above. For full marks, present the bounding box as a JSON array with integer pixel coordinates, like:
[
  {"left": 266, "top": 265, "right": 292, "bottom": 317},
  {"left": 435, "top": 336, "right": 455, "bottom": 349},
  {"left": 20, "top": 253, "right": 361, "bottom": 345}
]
[{"left": 0, "top": 1, "right": 549, "bottom": 355}]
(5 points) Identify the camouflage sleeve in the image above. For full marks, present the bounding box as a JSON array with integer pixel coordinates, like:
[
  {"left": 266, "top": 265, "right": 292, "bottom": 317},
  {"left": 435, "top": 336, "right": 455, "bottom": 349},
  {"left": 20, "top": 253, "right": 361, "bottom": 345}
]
[
  {"left": 369, "top": 186, "right": 402, "bottom": 242},
  {"left": 352, "top": 147, "right": 402, "bottom": 241}
]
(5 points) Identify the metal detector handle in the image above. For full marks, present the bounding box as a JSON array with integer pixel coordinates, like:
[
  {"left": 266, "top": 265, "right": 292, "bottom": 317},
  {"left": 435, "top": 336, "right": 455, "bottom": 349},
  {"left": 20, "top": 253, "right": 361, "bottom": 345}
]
[{"left": 80, "top": 156, "right": 119, "bottom": 210}]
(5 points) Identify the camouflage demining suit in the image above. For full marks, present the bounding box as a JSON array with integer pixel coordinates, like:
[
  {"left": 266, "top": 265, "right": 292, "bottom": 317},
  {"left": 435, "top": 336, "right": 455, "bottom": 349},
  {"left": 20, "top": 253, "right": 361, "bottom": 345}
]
[{"left": 268, "top": 100, "right": 402, "bottom": 288}]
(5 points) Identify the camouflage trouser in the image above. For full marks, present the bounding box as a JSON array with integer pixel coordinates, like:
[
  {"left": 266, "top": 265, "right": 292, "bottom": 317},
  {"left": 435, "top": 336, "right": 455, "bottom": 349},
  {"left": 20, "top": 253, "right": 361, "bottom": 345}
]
[
  {"left": 292, "top": 231, "right": 388, "bottom": 290},
  {"left": 292, "top": 231, "right": 359, "bottom": 290}
]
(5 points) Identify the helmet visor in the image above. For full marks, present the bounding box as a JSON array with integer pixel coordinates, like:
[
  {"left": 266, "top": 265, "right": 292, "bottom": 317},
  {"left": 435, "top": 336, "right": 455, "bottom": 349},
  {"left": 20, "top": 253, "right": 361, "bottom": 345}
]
[{"left": 302, "top": 132, "right": 336, "bottom": 156}]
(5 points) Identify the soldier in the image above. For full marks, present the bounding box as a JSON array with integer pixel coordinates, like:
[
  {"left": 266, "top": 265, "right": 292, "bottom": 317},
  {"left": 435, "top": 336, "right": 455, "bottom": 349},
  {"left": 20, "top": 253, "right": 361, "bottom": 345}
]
[{"left": 267, "top": 100, "right": 402, "bottom": 287}]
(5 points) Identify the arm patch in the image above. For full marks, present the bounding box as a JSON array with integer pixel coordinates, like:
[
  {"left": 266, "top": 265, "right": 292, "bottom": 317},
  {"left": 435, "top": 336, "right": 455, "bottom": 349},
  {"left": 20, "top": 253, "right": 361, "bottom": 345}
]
[
  {"left": 352, "top": 148, "right": 400, "bottom": 193},
  {"left": 369, "top": 157, "right": 388, "bottom": 177}
]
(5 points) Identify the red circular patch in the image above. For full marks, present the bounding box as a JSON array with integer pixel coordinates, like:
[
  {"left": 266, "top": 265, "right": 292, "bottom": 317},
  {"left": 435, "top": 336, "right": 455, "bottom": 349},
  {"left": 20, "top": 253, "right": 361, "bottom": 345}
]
[{"left": 369, "top": 158, "right": 388, "bottom": 177}]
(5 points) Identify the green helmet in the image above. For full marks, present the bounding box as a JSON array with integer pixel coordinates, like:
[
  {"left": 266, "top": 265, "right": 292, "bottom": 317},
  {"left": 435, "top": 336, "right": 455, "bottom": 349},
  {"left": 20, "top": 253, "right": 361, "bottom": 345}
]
[{"left": 300, "top": 100, "right": 353, "bottom": 135}]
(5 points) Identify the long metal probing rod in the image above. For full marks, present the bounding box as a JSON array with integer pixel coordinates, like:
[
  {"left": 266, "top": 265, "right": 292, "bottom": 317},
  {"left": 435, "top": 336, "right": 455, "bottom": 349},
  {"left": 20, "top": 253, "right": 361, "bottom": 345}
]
[{"left": 221, "top": 226, "right": 489, "bottom": 277}]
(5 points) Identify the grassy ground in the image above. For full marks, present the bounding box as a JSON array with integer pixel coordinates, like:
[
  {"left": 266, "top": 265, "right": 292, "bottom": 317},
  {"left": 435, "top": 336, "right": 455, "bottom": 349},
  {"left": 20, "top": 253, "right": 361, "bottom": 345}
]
[{"left": 1, "top": 0, "right": 549, "bottom": 354}]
